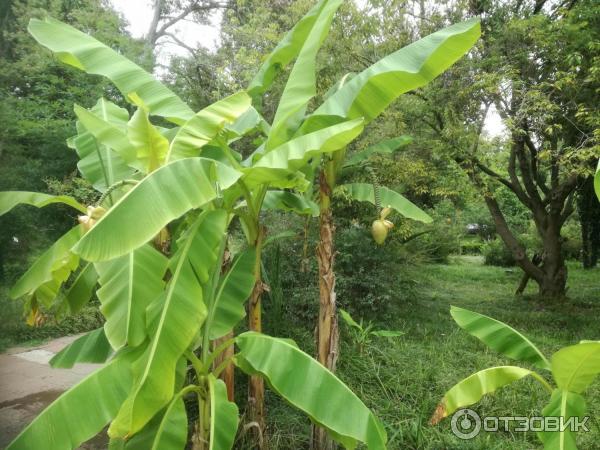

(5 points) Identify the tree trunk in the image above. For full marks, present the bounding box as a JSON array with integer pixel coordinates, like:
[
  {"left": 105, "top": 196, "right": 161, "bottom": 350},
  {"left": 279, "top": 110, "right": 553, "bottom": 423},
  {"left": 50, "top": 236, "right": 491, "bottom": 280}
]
[
  {"left": 539, "top": 228, "right": 567, "bottom": 298},
  {"left": 247, "top": 225, "right": 266, "bottom": 448},
  {"left": 483, "top": 194, "right": 567, "bottom": 298},
  {"left": 311, "top": 170, "right": 338, "bottom": 450}
]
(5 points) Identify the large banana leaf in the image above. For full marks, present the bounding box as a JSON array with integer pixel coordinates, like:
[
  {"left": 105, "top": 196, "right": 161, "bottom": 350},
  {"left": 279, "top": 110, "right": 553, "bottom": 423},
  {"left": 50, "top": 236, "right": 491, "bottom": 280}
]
[
  {"left": 69, "top": 99, "right": 134, "bottom": 192},
  {"left": 28, "top": 17, "right": 194, "bottom": 124},
  {"left": 429, "top": 366, "right": 533, "bottom": 425},
  {"left": 551, "top": 342, "right": 600, "bottom": 393},
  {"left": 303, "top": 19, "right": 480, "bottom": 132},
  {"left": 109, "top": 211, "right": 227, "bottom": 438},
  {"left": 50, "top": 327, "right": 112, "bottom": 368},
  {"left": 538, "top": 389, "right": 587, "bottom": 450},
  {"left": 167, "top": 92, "right": 251, "bottom": 161},
  {"left": 338, "top": 183, "right": 432, "bottom": 223},
  {"left": 262, "top": 190, "right": 319, "bottom": 216},
  {"left": 74, "top": 104, "right": 136, "bottom": 164},
  {"left": 235, "top": 332, "right": 387, "bottom": 449},
  {"left": 244, "top": 118, "right": 364, "bottom": 186},
  {"left": 209, "top": 375, "right": 239, "bottom": 450},
  {"left": 6, "top": 351, "right": 136, "bottom": 450},
  {"left": 0, "top": 191, "right": 86, "bottom": 216},
  {"left": 344, "top": 136, "right": 413, "bottom": 167},
  {"left": 207, "top": 248, "right": 256, "bottom": 340},
  {"left": 149, "top": 397, "right": 187, "bottom": 450},
  {"left": 74, "top": 158, "right": 241, "bottom": 261},
  {"left": 120, "top": 359, "right": 189, "bottom": 450},
  {"left": 450, "top": 306, "right": 550, "bottom": 370},
  {"left": 224, "top": 106, "right": 269, "bottom": 142},
  {"left": 64, "top": 263, "right": 98, "bottom": 314},
  {"left": 265, "top": 0, "right": 342, "bottom": 151},
  {"left": 128, "top": 104, "right": 169, "bottom": 173},
  {"left": 10, "top": 226, "right": 82, "bottom": 300},
  {"left": 247, "top": 0, "right": 329, "bottom": 99},
  {"left": 95, "top": 245, "right": 168, "bottom": 349}
]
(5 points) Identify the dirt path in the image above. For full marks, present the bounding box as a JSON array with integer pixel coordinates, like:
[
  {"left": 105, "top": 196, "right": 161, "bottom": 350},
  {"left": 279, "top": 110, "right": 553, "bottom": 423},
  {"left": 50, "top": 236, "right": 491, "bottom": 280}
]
[{"left": 0, "top": 334, "right": 107, "bottom": 449}]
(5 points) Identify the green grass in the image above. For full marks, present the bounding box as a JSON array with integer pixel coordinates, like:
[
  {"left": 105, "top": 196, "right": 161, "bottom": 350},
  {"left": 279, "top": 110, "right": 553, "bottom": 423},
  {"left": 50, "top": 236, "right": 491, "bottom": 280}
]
[{"left": 260, "top": 257, "right": 600, "bottom": 449}]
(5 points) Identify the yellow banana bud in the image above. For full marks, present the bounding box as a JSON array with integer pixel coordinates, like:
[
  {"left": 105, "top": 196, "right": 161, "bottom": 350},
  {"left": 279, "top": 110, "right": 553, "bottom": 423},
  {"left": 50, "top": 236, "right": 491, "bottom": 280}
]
[
  {"left": 371, "top": 218, "right": 394, "bottom": 245},
  {"left": 78, "top": 206, "right": 107, "bottom": 232}
]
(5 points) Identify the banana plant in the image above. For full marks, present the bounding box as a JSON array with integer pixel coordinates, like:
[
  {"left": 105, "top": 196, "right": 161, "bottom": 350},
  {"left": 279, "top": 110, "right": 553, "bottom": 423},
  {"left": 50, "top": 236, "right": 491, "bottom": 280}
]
[
  {"left": 339, "top": 309, "right": 404, "bottom": 354},
  {"left": 247, "top": 8, "right": 479, "bottom": 448},
  {"left": 431, "top": 306, "right": 600, "bottom": 450},
  {"left": 3, "top": 11, "right": 387, "bottom": 450}
]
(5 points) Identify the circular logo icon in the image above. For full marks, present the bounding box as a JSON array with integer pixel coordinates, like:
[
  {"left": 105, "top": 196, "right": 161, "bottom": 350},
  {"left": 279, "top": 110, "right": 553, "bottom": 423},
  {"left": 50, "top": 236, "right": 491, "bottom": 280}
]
[{"left": 451, "top": 409, "right": 481, "bottom": 440}]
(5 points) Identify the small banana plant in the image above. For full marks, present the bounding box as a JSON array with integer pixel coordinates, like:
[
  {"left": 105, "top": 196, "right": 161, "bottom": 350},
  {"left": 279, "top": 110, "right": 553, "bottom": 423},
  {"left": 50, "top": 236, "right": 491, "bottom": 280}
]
[
  {"left": 430, "top": 306, "right": 600, "bottom": 450},
  {"left": 339, "top": 309, "right": 404, "bottom": 354}
]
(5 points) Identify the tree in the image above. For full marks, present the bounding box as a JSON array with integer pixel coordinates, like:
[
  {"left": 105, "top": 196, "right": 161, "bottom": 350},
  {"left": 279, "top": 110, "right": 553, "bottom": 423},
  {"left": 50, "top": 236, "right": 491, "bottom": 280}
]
[
  {"left": 413, "top": 0, "right": 600, "bottom": 297},
  {"left": 144, "top": 0, "right": 230, "bottom": 67},
  {"left": 0, "top": 0, "right": 142, "bottom": 281}
]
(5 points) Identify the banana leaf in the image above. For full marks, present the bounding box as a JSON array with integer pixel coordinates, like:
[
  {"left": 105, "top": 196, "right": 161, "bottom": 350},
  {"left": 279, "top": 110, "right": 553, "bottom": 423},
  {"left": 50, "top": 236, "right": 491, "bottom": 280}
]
[
  {"left": 128, "top": 103, "right": 169, "bottom": 173},
  {"left": 551, "top": 342, "right": 600, "bottom": 393},
  {"left": 430, "top": 366, "right": 534, "bottom": 425},
  {"left": 451, "top": 306, "right": 550, "bottom": 370},
  {"left": 10, "top": 226, "right": 82, "bottom": 300},
  {"left": 74, "top": 158, "right": 241, "bottom": 261},
  {"left": 244, "top": 118, "right": 364, "bottom": 186},
  {"left": 6, "top": 350, "right": 138, "bottom": 450},
  {"left": 235, "top": 332, "right": 387, "bottom": 449},
  {"left": 50, "top": 327, "right": 113, "bottom": 368},
  {"left": 303, "top": 18, "right": 480, "bottom": 132},
  {"left": 209, "top": 375, "right": 239, "bottom": 450},
  {"left": 262, "top": 190, "right": 319, "bottom": 216},
  {"left": 168, "top": 92, "right": 251, "bottom": 161},
  {"left": 538, "top": 389, "right": 587, "bottom": 450},
  {"left": 265, "top": 0, "right": 343, "bottom": 150},
  {"left": 95, "top": 245, "right": 168, "bottom": 349},
  {"left": 0, "top": 191, "right": 86, "bottom": 216},
  {"left": 28, "top": 17, "right": 194, "bottom": 124},
  {"left": 338, "top": 183, "right": 432, "bottom": 223},
  {"left": 109, "top": 211, "right": 227, "bottom": 438},
  {"left": 64, "top": 263, "right": 98, "bottom": 313},
  {"left": 247, "top": 0, "right": 330, "bottom": 99},
  {"left": 207, "top": 248, "right": 256, "bottom": 340}
]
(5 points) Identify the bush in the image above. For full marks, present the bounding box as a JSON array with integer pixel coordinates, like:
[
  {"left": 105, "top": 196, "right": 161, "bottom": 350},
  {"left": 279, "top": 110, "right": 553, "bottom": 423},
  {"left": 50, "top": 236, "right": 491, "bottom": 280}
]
[{"left": 482, "top": 238, "right": 515, "bottom": 266}]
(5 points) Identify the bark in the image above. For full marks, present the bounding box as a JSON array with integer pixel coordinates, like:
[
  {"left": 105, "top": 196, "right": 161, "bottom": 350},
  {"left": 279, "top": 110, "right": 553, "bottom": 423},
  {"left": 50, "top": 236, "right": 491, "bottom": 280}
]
[
  {"left": 213, "top": 250, "right": 234, "bottom": 401},
  {"left": 515, "top": 253, "right": 542, "bottom": 295},
  {"left": 311, "top": 170, "right": 338, "bottom": 450},
  {"left": 213, "top": 331, "right": 235, "bottom": 400},
  {"left": 247, "top": 225, "right": 266, "bottom": 448}
]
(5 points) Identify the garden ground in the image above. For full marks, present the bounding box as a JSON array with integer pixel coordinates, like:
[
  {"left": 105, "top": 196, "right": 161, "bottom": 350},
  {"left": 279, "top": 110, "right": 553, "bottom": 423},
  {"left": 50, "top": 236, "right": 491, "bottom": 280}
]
[
  {"left": 1, "top": 256, "right": 599, "bottom": 449},
  {"left": 260, "top": 256, "right": 600, "bottom": 449}
]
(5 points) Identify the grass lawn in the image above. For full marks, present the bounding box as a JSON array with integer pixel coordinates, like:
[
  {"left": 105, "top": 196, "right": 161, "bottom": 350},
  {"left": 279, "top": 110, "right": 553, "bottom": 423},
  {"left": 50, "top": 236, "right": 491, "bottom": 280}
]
[
  {"left": 258, "top": 256, "right": 600, "bottom": 449},
  {"left": 1, "top": 256, "right": 598, "bottom": 449}
]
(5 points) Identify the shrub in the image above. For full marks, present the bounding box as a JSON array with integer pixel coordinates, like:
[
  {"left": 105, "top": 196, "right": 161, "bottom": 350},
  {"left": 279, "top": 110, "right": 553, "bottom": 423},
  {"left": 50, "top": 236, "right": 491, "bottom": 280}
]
[{"left": 482, "top": 238, "right": 515, "bottom": 266}]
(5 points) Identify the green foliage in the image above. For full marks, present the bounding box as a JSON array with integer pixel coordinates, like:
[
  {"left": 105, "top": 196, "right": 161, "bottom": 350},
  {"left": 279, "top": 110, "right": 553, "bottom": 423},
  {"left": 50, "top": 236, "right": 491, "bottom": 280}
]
[
  {"left": 339, "top": 308, "right": 403, "bottom": 354},
  {"left": 1, "top": 2, "right": 485, "bottom": 448},
  {"left": 482, "top": 239, "right": 516, "bottom": 267},
  {"left": 432, "top": 307, "right": 600, "bottom": 449}
]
